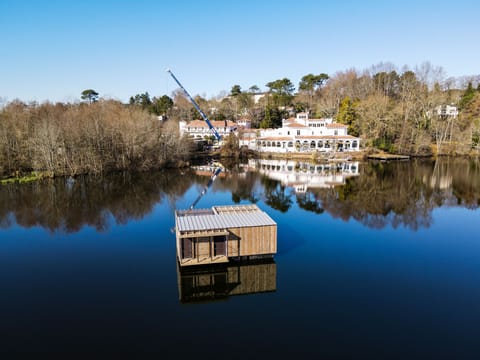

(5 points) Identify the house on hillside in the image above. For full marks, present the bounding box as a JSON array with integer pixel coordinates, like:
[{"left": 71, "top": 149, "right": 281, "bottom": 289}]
[
  {"left": 248, "top": 112, "right": 361, "bottom": 153},
  {"left": 434, "top": 105, "right": 458, "bottom": 118},
  {"left": 179, "top": 119, "right": 237, "bottom": 141},
  {"left": 237, "top": 117, "right": 251, "bottom": 128}
]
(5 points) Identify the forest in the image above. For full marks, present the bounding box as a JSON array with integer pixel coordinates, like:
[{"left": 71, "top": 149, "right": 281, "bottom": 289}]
[
  {"left": 1, "top": 62, "right": 479, "bottom": 180},
  {"left": 0, "top": 100, "right": 193, "bottom": 179}
]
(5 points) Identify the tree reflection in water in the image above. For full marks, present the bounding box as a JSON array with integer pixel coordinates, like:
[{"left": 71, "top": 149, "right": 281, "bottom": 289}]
[
  {"left": 1, "top": 158, "right": 479, "bottom": 233},
  {"left": 0, "top": 169, "right": 194, "bottom": 233},
  {"left": 261, "top": 177, "right": 293, "bottom": 213},
  {"left": 249, "top": 157, "right": 480, "bottom": 230}
]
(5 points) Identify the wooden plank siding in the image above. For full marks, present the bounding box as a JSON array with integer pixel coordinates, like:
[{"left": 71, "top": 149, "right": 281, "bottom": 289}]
[
  {"left": 229, "top": 225, "right": 277, "bottom": 257},
  {"left": 175, "top": 204, "right": 276, "bottom": 267}
]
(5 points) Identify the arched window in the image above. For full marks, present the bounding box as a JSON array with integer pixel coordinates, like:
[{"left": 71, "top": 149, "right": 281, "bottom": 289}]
[
  {"left": 352, "top": 140, "right": 358, "bottom": 148},
  {"left": 277, "top": 142, "right": 281, "bottom": 147},
  {"left": 318, "top": 141, "right": 323, "bottom": 148},
  {"left": 310, "top": 141, "right": 316, "bottom": 148},
  {"left": 288, "top": 141, "right": 293, "bottom": 147},
  {"left": 267, "top": 141, "right": 271, "bottom": 147}
]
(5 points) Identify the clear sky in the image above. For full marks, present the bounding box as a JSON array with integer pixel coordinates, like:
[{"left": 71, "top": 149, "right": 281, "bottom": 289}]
[{"left": 1, "top": 0, "right": 478, "bottom": 103}]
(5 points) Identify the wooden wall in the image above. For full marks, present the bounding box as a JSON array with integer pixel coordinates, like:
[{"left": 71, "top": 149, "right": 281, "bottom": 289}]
[{"left": 228, "top": 225, "right": 277, "bottom": 257}]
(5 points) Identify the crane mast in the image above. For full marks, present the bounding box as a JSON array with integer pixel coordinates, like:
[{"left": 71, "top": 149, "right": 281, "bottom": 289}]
[
  {"left": 166, "top": 69, "right": 222, "bottom": 142},
  {"left": 166, "top": 69, "right": 224, "bottom": 210}
]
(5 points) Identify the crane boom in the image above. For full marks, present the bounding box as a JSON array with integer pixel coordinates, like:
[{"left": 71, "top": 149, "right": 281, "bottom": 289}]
[
  {"left": 189, "top": 166, "right": 222, "bottom": 210},
  {"left": 166, "top": 69, "right": 222, "bottom": 141}
]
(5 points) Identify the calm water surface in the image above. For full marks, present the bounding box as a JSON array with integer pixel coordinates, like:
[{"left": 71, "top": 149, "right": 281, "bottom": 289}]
[{"left": 1, "top": 158, "right": 480, "bottom": 356}]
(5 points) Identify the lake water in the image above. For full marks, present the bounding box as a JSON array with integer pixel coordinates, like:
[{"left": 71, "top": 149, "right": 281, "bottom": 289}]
[{"left": 1, "top": 157, "right": 480, "bottom": 356}]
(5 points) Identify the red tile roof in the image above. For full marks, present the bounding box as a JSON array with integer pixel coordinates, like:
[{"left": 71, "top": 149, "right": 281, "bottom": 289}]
[
  {"left": 284, "top": 123, "right": 308, "bottom": 128},
  {"left": 186, "top": 120, "right": 237, "bottom": 128},
  {"left": 295, "top": 135, "right": 358, "bottom": 140},
  {"left": 326, "top": 123, "right": 348, "bottom": 128},
  {"left": 258, "top": 137, "right": 293, "bottom": 141}
]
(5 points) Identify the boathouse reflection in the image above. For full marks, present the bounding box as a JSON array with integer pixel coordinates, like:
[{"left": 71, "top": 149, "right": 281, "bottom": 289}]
[{"left": 177, "top": 259, "right": 277, "bottom": 303}]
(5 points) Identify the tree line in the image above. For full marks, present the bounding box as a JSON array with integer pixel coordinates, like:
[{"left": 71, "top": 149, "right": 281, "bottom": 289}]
[
  {"left": 2, "top": 61, "right": 480, "bottom": 179},
  {"left": 166, "top": 61, "right": 480, "bottom": 156},
  {"left": 0, "top": 100, "right": 193, "bottom": 178}
]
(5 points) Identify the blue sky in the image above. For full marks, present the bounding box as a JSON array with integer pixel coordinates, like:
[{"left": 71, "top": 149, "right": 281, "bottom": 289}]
[{"left": 1, "top": 0, "right": 478, "bottom": 103}]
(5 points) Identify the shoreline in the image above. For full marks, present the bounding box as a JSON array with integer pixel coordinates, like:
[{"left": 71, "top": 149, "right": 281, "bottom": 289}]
[{"left": 2, "top": 151, "right": 479, "bottom": 184}]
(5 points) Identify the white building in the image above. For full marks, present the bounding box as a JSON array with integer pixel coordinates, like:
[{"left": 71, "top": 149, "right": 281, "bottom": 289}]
[
  {"left": 434, "top": 105, "right": 458, "bottom": 118},
  {"left": 246, "top": 112, "right": 360, "bottom": 153},
  {"left": 179, "top": 119, "right": 238, "bottom": 141},
  {"left": 237, "top": 117, "right": 251, "bottom": 128}
]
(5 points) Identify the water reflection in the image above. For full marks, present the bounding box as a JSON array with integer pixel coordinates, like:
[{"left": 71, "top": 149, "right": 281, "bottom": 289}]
[
  {"left": 0, "top": 170, "right": 194, "bottom": 232},
  {"left": 1, "top": 157, "right": 479, "bottom": 233},
  {"left": 241, "top": 157, "right": 480, "bottom": 229},
  {"left": 251, "top": 158, "right": 360, "bottom": 192},
  {"left": 177, "top": 259, "right": 276, "bottom": 303}
]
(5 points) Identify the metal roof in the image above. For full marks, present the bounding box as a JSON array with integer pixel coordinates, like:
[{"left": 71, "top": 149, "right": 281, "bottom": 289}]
[{"left": 176, "top": 208, "right": 276, "bottom": 233}]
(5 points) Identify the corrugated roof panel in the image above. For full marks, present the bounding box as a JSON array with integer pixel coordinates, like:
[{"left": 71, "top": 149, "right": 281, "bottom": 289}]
[{"left": 176, "top": 208, "right": 276, "bottom": 233}]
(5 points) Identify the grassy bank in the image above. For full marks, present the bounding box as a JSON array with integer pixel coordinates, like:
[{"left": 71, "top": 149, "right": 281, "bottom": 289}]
[{"left": 0, "top": 172, "right": 45, "bottom": 185}]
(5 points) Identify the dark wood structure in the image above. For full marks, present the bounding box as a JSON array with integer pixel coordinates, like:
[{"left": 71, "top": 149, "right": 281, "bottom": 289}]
[
  {"left": 175, "top": 204, "right": 277, "bottom": 267},
  {"left": 177, "top": 259, "right": 277, "bottom": 303}
]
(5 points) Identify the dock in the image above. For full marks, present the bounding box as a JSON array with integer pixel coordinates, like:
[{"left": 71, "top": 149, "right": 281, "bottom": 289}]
[
  {"left": 367, "top": 153, "right": 410, "bottom": 161},
  {"left": 174, "top": 204, "right": 277, "bottom": 267}
]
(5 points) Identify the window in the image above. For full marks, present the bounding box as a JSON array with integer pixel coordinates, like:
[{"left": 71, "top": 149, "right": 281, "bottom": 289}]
[
  {"left": 287, "top": 131, "right": 290, "bottom": 135},
  {"left": 297, "top": 130, "right": 301, "bottom": 135},
  {"left": 288, "top": 141, "right": 293, "bottom": 147},
  {"left": 334, "top": 130, "right": 338, "bottom": 136},
  {"left": 181, "top": 238, "right": 193, "bottom": 259},
  {"left": 213, "top": 236, "right": 226, "bottom": 256}
]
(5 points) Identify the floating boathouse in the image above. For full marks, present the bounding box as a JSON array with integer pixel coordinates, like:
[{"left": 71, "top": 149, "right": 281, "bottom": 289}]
[{"left": 175, "top": 204, "right": 277, "bottom": 267}]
